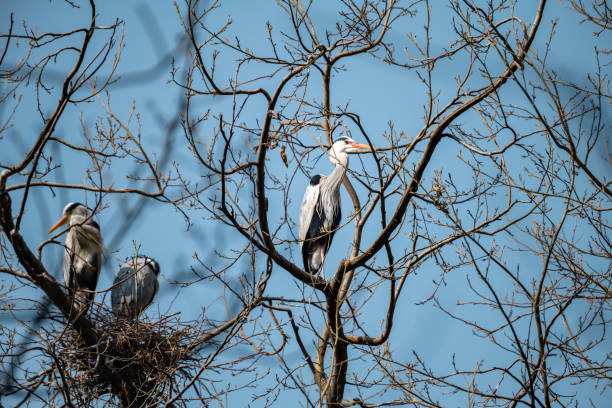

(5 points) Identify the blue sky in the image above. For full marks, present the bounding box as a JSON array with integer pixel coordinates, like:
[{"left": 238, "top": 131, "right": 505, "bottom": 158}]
[{"left": 1, "top": 1, "right": 610, "bottom": 406}]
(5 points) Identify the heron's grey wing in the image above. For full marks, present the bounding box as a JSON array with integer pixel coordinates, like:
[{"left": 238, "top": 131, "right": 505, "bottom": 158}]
[
  {"left": 136, "top": 264, "right": 159, "bottom": 313},
  {"left": 111, "top": 269, "right": 124, "bottom": 312},
  {"left": 73, "top": 247, "right": 101, "bottom": 309},
  {"left": 111, "top": 266, "right": 135, "bottom": 317},
  {"left": 84, "top": 248, "right": 102, "bottom": 292},
  {"left": 299, "top": 175, "right": 324, "bottom": 245},
  {"left": 79, "top": 222, "right": 103, "bottom": 292}
]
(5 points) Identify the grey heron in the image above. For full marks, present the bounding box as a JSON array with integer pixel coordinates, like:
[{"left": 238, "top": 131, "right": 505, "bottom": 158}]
[
  {"left": 48, "top": 202, "right": 103, "bottom": 313},
  {"left": 111, "top": 256, "right": 160, "bottom": 319},
  {"left": 298, "top": 136, "right": 371, "bottom": 274}
]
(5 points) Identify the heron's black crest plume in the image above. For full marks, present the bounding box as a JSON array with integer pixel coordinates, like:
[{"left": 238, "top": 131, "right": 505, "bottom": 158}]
[{"left": 63, "top": 202, "right": 83, "bottom": 214}]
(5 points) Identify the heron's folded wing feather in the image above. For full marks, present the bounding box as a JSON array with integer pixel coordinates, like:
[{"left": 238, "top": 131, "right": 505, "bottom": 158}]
[
  {"left": 299, "top": 175, "right": 324, "bottom": 244},
  {"left": 137, "top": 265, "right": 159, "bottom": 312},
  {"left": 111, "top": 266, "right": 134, "bottom": 311},
  {"left": 83, "top": 248, "right": 102, "bottom": 292}
]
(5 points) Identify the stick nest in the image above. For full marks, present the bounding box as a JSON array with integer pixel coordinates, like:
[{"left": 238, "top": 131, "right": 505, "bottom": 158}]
[{"left": 50, "top": 310, "right": 199, "bottom": 405}]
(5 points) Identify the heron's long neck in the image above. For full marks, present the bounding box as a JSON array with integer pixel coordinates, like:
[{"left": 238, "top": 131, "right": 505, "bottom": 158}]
[
  {"left": 70, "top": 215, "right": 102, "bottom": 247},
  {"left": 323, "top": 156, "right": 348, "bottom": 196}
]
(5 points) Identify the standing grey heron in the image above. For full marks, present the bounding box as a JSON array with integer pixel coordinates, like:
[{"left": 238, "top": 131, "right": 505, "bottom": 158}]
[
  {"left": 299, "top": 136, "right": 371, "bottom": 274},
  {"left": 111, "top": 256, "right": 160, "bottom": 319},
  {"left": 48, "top": 202, "right": 103, "bottom": 313}
]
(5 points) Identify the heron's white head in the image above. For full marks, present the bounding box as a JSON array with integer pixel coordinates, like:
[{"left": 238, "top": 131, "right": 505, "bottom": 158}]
[
  {"left": 122, "top": 256, "right": 161, "bottom": 276},
  {"left": 328, "top": 136, "right": 371, "bottom": 166},
  {"left": 48, "top": 202, "right": 93, "bottom": 233},
  {"left": 143, "top": 256, "right": 161, "bottom": 276}
]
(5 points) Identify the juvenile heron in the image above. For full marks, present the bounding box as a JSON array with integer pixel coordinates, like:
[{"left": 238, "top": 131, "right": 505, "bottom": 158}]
[
  {"left": 298, "top": 136, "right": 371, "bottom": 274},
  {"left": 111, "top": 256, "right": 160, "bottom": 319},
  {"left": 48, "top": 202, "right": 102, "bottom": 313}
]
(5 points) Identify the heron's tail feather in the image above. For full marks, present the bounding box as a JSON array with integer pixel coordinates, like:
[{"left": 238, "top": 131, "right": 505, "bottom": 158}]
[{"left": 303, "top": 246, "right": 323, "bottom": 274}]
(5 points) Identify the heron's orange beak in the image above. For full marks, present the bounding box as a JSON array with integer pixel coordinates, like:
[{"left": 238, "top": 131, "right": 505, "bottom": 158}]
[
  {"left": 48, "top": 215, "right": 69, "bottom": 234},
  {"left": 350, "top": 142, "right": 371, "bottom": 150}
]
